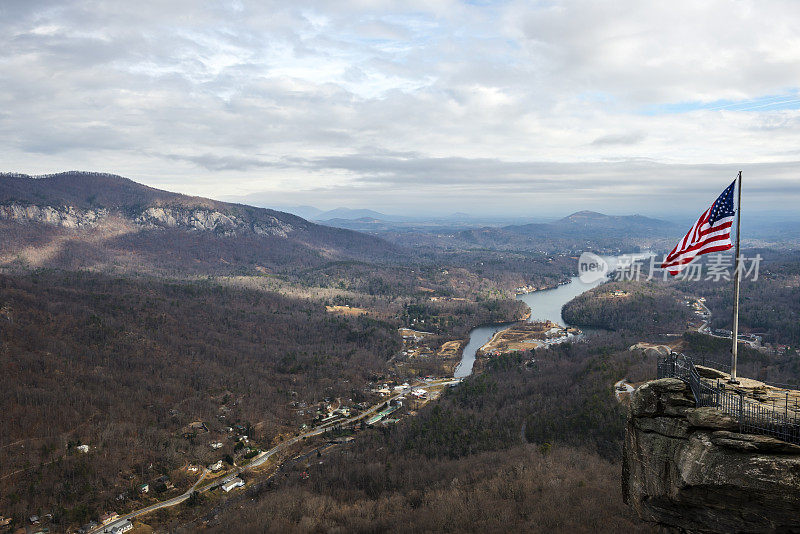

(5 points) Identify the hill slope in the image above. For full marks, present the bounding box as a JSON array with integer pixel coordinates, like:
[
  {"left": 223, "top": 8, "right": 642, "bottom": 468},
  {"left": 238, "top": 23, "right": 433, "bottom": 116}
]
[
  {"left": 506, "top": 210, "right": 673, "bottom": 238},
  {"left": 454, "top": 210, "right": 677, "bottom": 253},
  {"left": 0, "top": 172, "right": 400, "bottom": 274}
]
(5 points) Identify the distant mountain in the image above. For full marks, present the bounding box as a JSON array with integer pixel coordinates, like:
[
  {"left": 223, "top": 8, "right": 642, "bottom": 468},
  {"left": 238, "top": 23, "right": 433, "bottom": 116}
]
[
  {"left": 278, "top": 205, "right": 325, "bottom": 220},
  {"left": 506, "top": 210, "right": 674, "bottom": 237},
  {"left": 0, "top": 172, "right": 399, "bottom": 274},
  {"left": 316, "top": 207, "right": 391, "bottom": 221},
  {"left": 454, "top": 210, "right": 678, "bottom": 253}
]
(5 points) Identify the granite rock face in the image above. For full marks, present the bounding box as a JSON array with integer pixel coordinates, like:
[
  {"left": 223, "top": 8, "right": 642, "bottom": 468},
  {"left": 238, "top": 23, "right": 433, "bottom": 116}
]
[
  {"left": 0, "top": 202, "right": 294, "bottom": 237},
  {"left": 623, "top": 378, "right": 800, "bottom": 533},
  {"left": 0, "top": 203, "right": 108, "bottom": 228}
]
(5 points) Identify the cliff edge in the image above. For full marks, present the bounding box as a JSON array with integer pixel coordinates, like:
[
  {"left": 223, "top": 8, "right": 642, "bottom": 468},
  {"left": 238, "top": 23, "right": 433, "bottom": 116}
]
[{"left": 623, "top": 378, "right": 800, "bottom": 533}]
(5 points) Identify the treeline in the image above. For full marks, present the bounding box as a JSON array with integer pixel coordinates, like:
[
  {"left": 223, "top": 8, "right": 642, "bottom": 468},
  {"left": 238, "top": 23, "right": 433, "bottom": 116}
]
[{"left": 0, "top": 270, "right": 399, "bottom": 523}]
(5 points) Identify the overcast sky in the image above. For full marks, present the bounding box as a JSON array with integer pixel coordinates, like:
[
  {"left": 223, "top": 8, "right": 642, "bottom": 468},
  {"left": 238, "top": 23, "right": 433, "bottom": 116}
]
[{"left": 2, "top": 0, "right": 799, "bottom": 217}]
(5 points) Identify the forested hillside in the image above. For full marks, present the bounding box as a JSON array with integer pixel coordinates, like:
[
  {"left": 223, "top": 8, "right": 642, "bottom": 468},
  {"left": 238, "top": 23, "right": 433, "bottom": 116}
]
[
  {"left": 0, "top": 271, "right": 399, "bottom": 521},
  {"left": 562, "top": 281, "right": 693, "bottom": 334}
]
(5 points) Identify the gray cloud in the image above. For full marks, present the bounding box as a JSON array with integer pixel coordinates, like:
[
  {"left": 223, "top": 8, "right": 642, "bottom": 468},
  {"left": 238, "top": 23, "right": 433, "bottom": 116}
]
[
  {"left": 161, "top": 153, "right": 284, "bottom": 172},
  {"left": 591, "top": 133, "right": 645, "bottom": 146},
  {"left": 1, "top": 0, "right": 799, "bottom": 216}
]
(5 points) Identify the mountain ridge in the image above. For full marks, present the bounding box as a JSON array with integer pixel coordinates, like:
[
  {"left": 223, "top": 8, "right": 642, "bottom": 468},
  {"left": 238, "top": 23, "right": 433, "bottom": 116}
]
[{"left": 0, "top": 171, "right": 401, "bottom": 273}]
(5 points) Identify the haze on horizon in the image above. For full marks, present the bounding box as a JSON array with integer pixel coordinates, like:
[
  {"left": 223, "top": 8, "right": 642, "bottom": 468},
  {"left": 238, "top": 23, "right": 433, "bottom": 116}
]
[{"left": 2, "top": 0, "right": 800, "bottom": 218}]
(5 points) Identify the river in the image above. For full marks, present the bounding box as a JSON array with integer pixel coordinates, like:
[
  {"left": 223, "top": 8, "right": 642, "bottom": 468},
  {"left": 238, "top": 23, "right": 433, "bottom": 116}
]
[{"left": 453, "top": 253, "right": 651, "bottom": 378}]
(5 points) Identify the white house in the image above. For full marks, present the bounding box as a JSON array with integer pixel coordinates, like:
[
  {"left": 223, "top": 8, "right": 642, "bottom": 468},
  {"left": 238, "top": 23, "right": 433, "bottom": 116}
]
[
  {"left": 209, "top": 460, "right": 224, "bottom": 472},
  {"left": 103, "top": 519, "right": 133, "bottom": 533},
  {"left": 76, "top": 444, "right": 89, "bottom": 453},
  {"left": 221, "top": 477, "right": 244, "bottom": 492}
]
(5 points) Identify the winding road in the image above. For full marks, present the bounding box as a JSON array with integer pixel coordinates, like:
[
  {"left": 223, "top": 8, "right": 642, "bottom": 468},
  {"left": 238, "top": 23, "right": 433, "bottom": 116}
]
[{"left": 89, "top": 378, "right": 462, "bottom": 532}]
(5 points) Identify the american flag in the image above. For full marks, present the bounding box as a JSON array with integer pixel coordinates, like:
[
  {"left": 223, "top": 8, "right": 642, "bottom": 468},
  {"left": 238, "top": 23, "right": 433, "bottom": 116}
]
[{"left": 662, "top": 181, "right": 736, "bottom": 275}]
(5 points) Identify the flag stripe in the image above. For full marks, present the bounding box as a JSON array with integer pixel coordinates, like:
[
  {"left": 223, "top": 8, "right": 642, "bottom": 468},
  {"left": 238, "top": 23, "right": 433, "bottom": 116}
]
[
  {"left": 666, "top": 231, "right": 732, "bottom": 260},
  {"left": 698, "top": 219, "right": 733, "bottom": 237},
  {"left": 663, "top": 240, "right": 733, "bottom": 269},
  {"left": 661, "top": 180, "right": 736, "bottom": 276},
  {"left": 665, "top": 242, "right": 734, "bottom": 269},
  {"left": 666, "top": 243, "right": 734, "bottom": 273}
]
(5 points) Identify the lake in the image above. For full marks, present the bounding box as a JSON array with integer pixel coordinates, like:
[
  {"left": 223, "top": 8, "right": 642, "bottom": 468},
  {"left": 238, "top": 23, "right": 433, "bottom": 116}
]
[{"left": 453, "top": 253, "right": 651, "bottom": 378}]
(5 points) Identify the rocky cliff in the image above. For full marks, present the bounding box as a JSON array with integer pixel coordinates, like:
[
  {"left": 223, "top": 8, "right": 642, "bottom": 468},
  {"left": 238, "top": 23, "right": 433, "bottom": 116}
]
[
  {"left": 0, "top": 172, "right": 306, "bottom": 237},
  {"left": 0, "top": 202, "right": 295, "bottom": 237},
  {"left": 623, "top": 378, "right": 800, "bottom": 533},
  {"left": 0, "top": 203, "right": 108, "bottom": 228}
]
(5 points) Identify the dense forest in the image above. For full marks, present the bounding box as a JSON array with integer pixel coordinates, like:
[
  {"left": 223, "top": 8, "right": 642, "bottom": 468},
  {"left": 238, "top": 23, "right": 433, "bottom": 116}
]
[
  {"left": 561, "top": 280, "right": 694, "bottom": 334},
  {"left": 0, "top": 271, "right": 402, "bottom": 522}
]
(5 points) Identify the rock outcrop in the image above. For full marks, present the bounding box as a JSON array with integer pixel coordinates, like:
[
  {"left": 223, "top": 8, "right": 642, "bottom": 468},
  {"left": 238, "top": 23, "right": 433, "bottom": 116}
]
[
  {"left": 629, "top": 343, "right": 672, "bottom": 358},
  {"left": 0, "top": 202, "right": 294, "bottom": 237},
  {"left": 0, "top": 203, "right": 108, "bottom": 228},
  {"left": 624, "top": 378, "right": 800, "bottom": 533},
  {"left": 135, "top": 206, "right": 293, "bottom": 236}
]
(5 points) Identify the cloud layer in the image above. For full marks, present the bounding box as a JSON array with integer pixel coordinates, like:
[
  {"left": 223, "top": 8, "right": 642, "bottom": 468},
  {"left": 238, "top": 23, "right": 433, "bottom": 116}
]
[{"left": 1, "top": 0, "right": 799, "bottom": 216}]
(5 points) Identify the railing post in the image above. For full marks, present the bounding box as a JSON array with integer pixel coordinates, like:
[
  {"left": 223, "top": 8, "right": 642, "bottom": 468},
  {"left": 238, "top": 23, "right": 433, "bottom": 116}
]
[
  {"left": 738, "top": 390, "right": 744, "bottom": 433},
  {"left": 786, "top": 391, "right": 790, "bottom": 442}
]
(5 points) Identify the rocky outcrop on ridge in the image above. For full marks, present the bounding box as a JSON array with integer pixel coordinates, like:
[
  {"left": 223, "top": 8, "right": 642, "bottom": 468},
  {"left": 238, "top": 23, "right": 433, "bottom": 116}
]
[
  {"left": 0, "top": 202, "right": 295, "bottom": 237},
  {"left": 623, "top": 378, "right": 800, "bottom": 533}
]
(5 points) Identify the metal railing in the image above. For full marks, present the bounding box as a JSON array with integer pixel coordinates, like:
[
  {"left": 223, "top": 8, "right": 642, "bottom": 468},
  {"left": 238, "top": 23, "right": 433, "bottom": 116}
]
[
  {"left": 682, "top": 353, "right": 730, "bottom": 375},
  {"left": 657, "top": 352, "right": 800, "bottom": 445}
]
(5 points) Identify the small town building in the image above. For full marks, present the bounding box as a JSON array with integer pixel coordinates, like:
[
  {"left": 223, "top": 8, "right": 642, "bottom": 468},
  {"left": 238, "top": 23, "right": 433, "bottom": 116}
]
[
  {"left": 221, "top": 477, "right": 244, "bottom": 492},
  {"left": 99, "top": 512, "right": 119, "bottom": 524},
  {"left": 76, "top": 444, "right": 89, "bottom": 453},
  {"left": 209, "top": 460, "right": 224, "bottom": 471},
  {"left": 138, "top": 483, "right": 149, "bottom": 494}
]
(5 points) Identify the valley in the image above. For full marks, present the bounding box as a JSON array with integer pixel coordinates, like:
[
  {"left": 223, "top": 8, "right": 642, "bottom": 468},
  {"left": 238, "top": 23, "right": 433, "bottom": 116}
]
[{"left": 0, "top": 173, "right": 798, "bottom": 533}]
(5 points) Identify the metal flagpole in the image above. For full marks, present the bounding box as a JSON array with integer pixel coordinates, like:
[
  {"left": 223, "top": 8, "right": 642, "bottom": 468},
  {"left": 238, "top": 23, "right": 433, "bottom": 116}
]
[{"left": 729, "top": 171, "right": 743, "bottom": 384}]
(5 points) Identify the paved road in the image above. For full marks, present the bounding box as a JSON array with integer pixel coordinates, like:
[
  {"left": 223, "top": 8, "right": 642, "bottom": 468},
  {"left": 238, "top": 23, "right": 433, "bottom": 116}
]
[
  {"left": 88, "top": 377, "right": 462, "bottom": 531},
  {"left": 693, "top": 298, "right": 763, "bottom": 349},
  {"left": 695, "top": 299, "right": 712, "bottom": 334}
]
